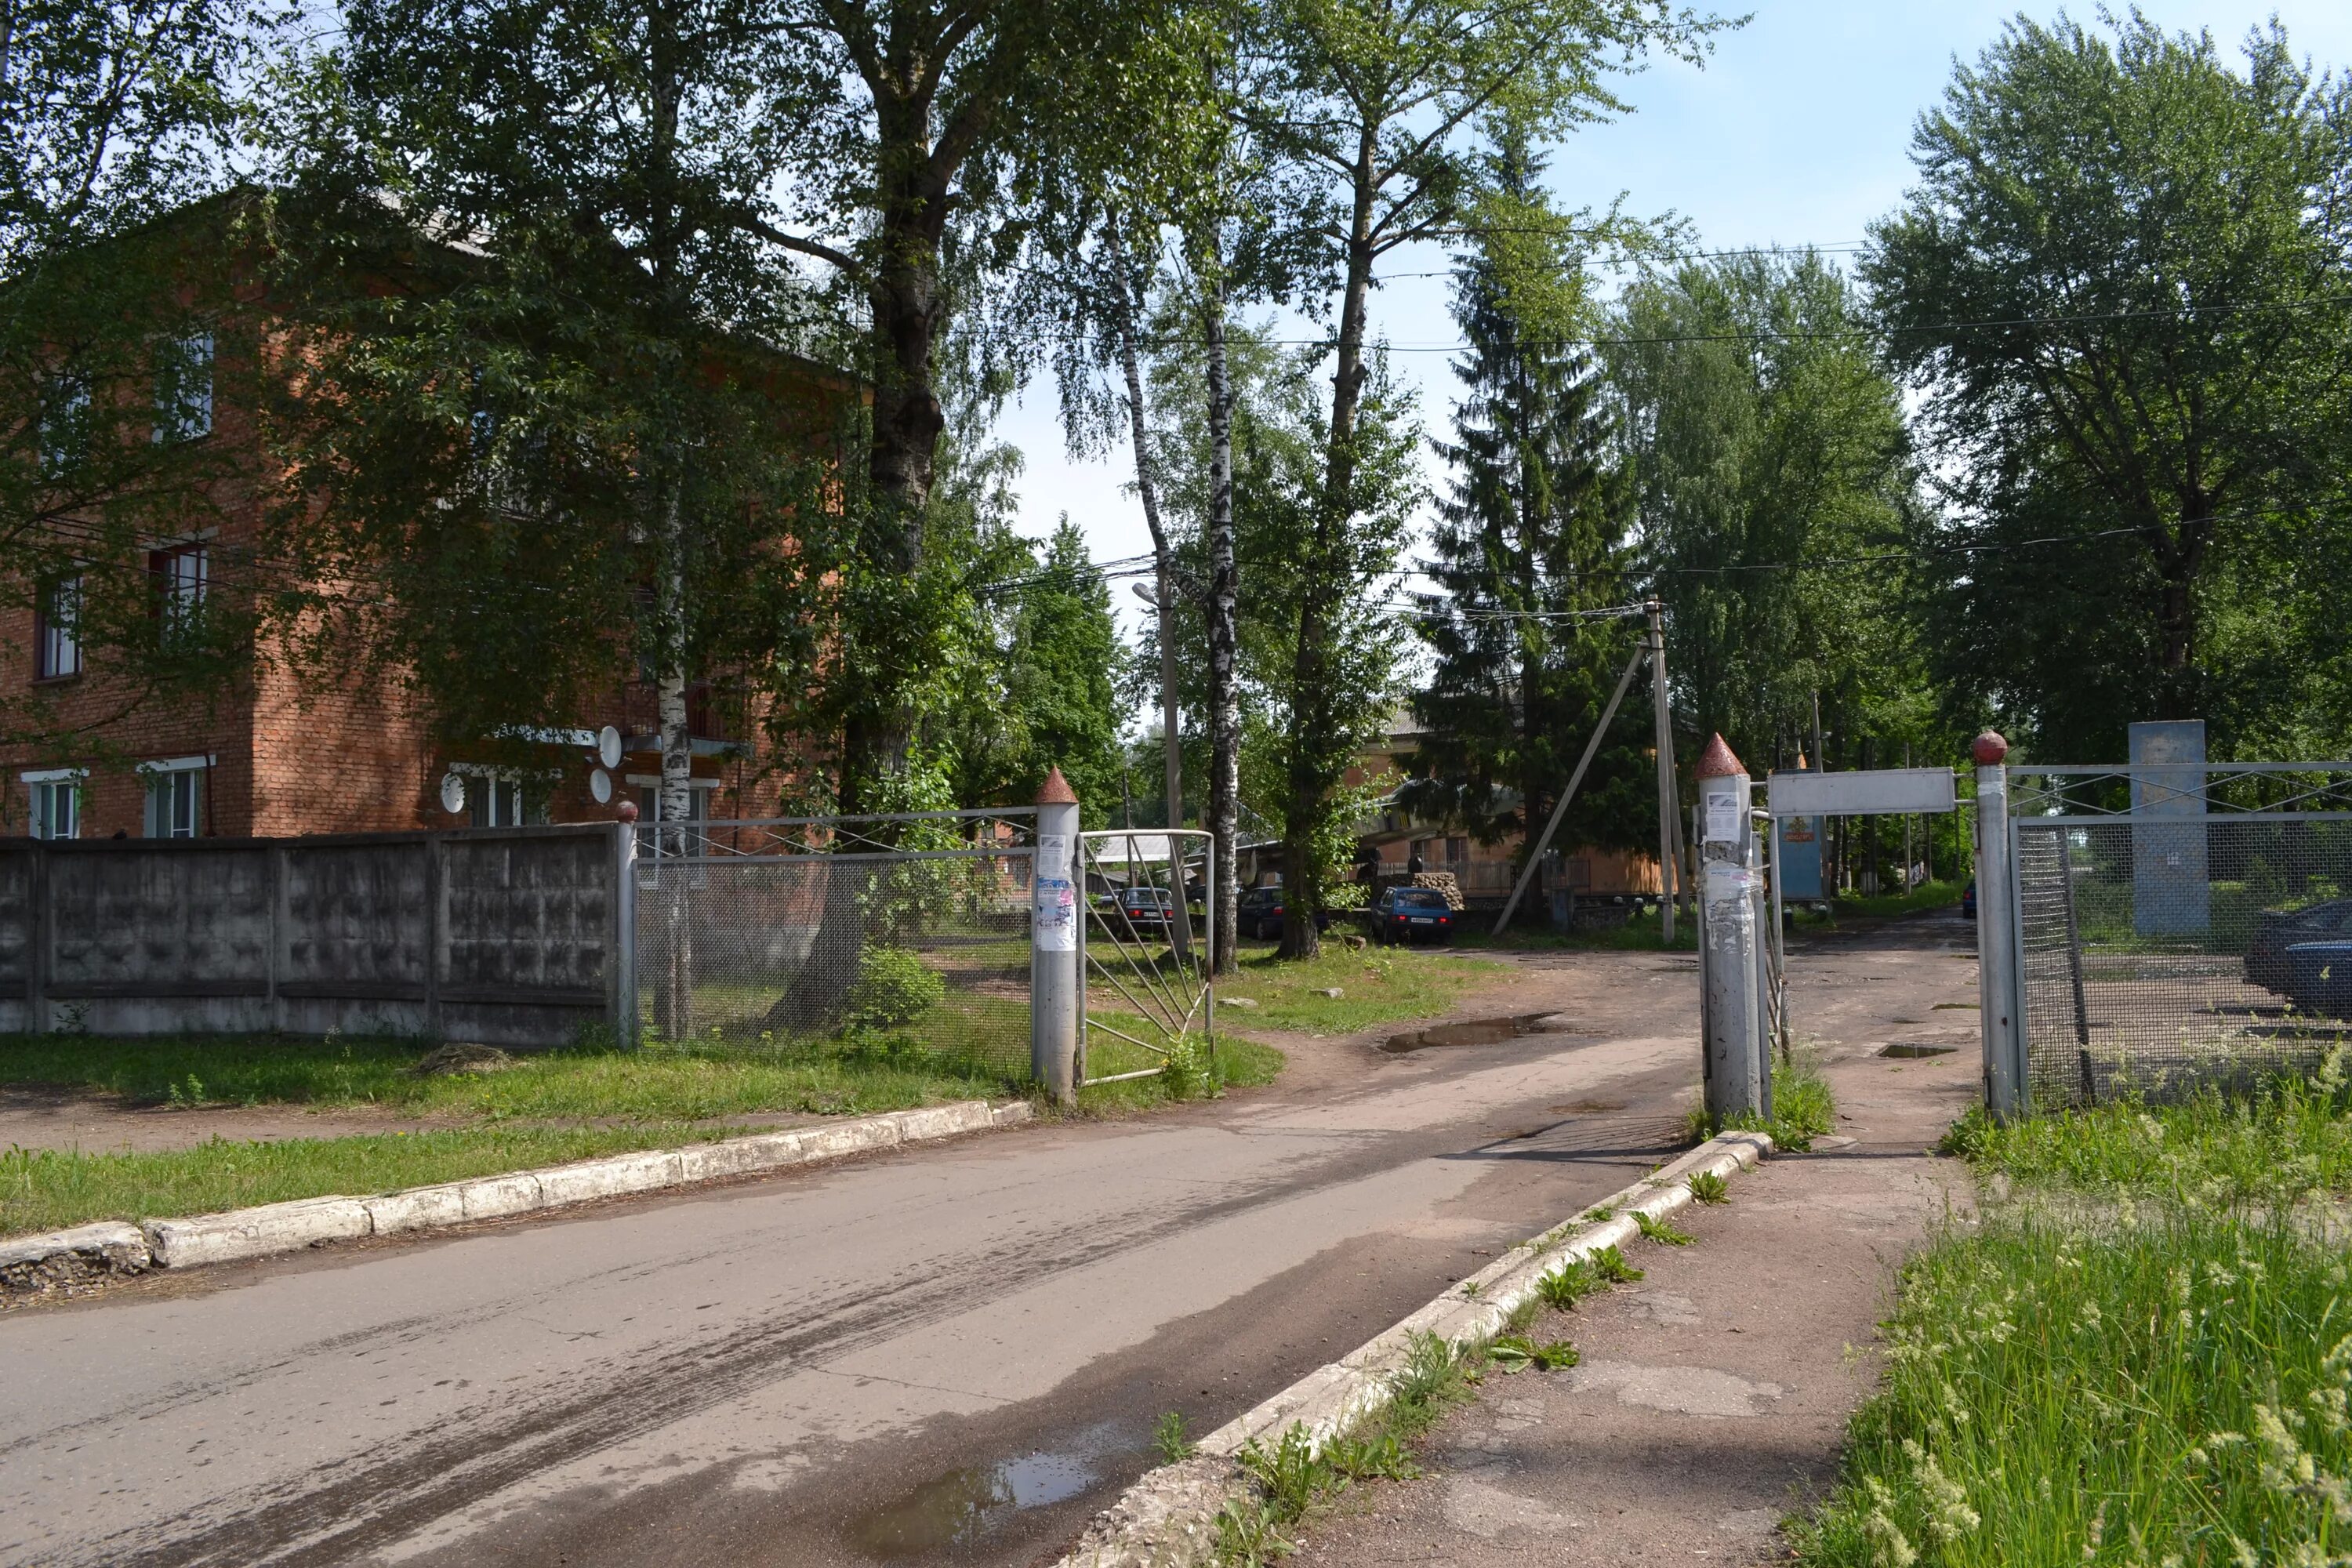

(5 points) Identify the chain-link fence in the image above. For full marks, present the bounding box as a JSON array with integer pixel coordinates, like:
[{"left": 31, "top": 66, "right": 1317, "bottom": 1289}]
[
  {"left": 631, "top": 810, "right": 1035, "bottom": 1080},
  {"left": 2011, "top": 768, "right": 2352, "bottom": 1105}
]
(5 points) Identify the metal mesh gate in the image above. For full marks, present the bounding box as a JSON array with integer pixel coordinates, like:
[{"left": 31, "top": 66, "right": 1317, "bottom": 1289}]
[
  {"left": 2010, "top": 767, "right": 2352, "bottom": 1105},
  {"left": 632, "top": 809, "right": 1036, "bottom": 1080}
]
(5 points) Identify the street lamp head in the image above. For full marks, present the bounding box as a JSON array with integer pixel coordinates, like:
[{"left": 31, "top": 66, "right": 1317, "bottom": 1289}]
[{"left": 1131, "top": 582, "right": 1159, "bottom": 607}]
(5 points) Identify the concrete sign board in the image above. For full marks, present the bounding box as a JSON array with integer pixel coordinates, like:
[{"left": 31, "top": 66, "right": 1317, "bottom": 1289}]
[
  {"left": 1766, "top": 767, "right": 1956, "bottom": 819},
  {"left": 2131, "top": 719, "right": 2208, "bottom": 937}
]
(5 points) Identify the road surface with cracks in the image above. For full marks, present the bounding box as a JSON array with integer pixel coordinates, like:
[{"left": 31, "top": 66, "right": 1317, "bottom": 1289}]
[{"left": 0, "top": 939, "right": 1842, "bottom": 1568}]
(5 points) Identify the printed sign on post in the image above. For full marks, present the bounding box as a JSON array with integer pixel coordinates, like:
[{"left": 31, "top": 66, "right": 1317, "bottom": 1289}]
[
  {"left": 1704, "top": 792, "right": 1744, "bottom": 845},
  {"left": 1035, "top": 877, "right": 1076, "bottom": 951}
]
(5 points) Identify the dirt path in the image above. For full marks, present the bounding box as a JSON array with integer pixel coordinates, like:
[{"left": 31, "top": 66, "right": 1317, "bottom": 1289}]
[{"left": 1280, "top": 915, "right": 1980, "bottom": 1566}]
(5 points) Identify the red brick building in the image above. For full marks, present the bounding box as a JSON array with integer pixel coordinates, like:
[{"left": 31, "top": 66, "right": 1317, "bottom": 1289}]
[{"left": 5, "top": 230, "right": 845, "bottom": 843}]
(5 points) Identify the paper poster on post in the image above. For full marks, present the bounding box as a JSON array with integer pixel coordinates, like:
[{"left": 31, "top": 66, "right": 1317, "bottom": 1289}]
[
  {"left": 1035, "top": 877, "right": 1077, "bottom": 951},
  {"left": 1704, "top": 793, "right": 1743, "bottom": 844}
]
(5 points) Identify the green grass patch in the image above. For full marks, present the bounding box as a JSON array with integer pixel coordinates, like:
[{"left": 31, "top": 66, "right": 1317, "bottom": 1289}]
[
  {"left": 1794, "top": 878, "right": 1969, "bottom": 927},
  {"left": 1788, "top": 1207, "right": 2352, "bottom": 1566},
  {"left": 1073, "top": 1029, "right": 1285, "bottom": 1113},
  {"left": 1686, "top": 1050, "right": 1838, "bottom": 1151},
  {"left": 0, "top": 1121, "right": 767, "bottom": 1238},
  {"left": 1210, "top": 944, "right": 1499, "bottom": 1035},
  {"left": 0, "top": 1031, "right": 1023, "bottom": 1122},
  {"left": 1942, "top": 1066, "right": 2352, "bottom": 1205}
]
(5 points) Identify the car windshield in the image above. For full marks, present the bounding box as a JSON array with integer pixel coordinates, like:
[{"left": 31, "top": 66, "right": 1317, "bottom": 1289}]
[{"left": 1395, "top": 890, "right": 1448, "bottom": 909}]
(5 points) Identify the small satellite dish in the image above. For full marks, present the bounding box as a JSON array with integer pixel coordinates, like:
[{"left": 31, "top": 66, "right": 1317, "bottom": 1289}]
[
  {"left": 589, "top": 768, "right": 613, "bottom": 804},
  {"left": 438, "top": 773, "right": 467, "bottom": 815},
  {"left": 597, "top": 725, "right": 623, "bottom": 770}
]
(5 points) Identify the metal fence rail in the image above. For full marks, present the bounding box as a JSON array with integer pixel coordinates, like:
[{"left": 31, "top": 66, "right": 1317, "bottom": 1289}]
[
  {"left": 632, "top": 810, "right": 1036, "bottom": 1081},
  {"left": 2011, "top": 797, "right": 2352, "bottom": 1105}
]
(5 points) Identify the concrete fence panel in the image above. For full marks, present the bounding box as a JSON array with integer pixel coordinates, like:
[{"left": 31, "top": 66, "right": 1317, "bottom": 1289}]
[{"left": 1, "top": 825, "right": 630, "bottom": 1047}]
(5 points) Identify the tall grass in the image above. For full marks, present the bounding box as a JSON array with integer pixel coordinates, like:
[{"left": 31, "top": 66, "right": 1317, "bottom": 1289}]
[
  {"left": 1790, "top": 1207, "right": 2352, "bottom": 1566},
  {"left": 1688, "top": 1051, "right": 1838, "bottom": 1151}
]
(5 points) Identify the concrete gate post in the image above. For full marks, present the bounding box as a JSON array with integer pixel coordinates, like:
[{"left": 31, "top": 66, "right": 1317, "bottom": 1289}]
[
  {"left": 1696, "top": 735, "right": 1766, "bottom": 1122},
  {"left": 1972, "top": 731, "right": 2027, "bottom": 1120},
  {"left": 1031, "top": 768, "right": 1082, "bottom": 1105}
]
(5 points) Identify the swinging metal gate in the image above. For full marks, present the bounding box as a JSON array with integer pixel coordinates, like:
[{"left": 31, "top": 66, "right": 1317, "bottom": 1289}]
[{"left": 1075, "top": 829, "right": 1215, "bottom": 1087}]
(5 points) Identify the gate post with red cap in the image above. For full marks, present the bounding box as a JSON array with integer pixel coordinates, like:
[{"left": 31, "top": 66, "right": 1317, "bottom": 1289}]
[
  {"left": 1031, "top": 768, "right": 1081, "bottom": 1104},
  {"left": 1696, "top": 735, "right": 1768, "bottom": 1122}
]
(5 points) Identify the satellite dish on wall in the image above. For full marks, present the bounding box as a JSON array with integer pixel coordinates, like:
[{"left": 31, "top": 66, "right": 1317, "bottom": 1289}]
[
  {"left": 439, "top": 773, "right": 467, "bottom": 815},
  {"left": 590, "top": 768, "right": 613, "bottom": 804},
  {"left": 597, "top": 725, "right": 624, "bottom": 769}
]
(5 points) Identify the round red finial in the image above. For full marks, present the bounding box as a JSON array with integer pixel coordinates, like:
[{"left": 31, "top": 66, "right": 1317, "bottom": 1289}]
[
  {"left": 1693, "top": 733, "right": 1748, "bottom": 779},
  {"left": 615, "top": 800, "right": 640, "bottom": 823},
  {"left": 1971, "top": 731, "right": 2009, "bottom": 766}
]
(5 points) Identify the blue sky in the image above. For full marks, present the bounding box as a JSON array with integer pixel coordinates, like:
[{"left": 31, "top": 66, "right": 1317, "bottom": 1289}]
[{"left": 993, "top": 1, "right": 2352, "bottom": 637}]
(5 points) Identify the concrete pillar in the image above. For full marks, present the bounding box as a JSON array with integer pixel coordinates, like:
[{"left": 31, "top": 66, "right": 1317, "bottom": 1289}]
[
  {"left": 1032, "top": 768, "right": 1081, "bottom": 1105},
  {"left": 1972, "top": 731, "right": 2027, "bottom": 1120},
  {"left": 1696, "top": 735, "right": 1766, "bottom": 1122}
]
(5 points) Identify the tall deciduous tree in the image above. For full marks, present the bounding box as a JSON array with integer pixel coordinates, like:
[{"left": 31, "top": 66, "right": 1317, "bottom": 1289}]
[
  {"left": 265, "top": 0, "right": 828, "bottom": 837},
  {"left": 1863, "top": 13, "right": 2352, "bottom": 759},
  {"left": 2, "top": 0, "right": 276, "bottom": 768},
  {"left": 1609, "top": 252, "right": 1923, "bottom": 780},
  {"left": 1406, "top": 136, "right": 1650, "bottom": 874},
  {"left": 1239, "top": 0, "right": 1728, "bottom": 956}
]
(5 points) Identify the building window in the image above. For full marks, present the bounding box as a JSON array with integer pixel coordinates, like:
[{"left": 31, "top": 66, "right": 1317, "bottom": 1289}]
[
  {"left": 469, "top": 773, "right": 546, "bottom": 828},
  {"left": 1446, "top": 836, "right": 1468, "bottom": 866},
  {"left": 151, "top": 543, "right": 209, "bottom": 644},
  {"left": 634, "top": 779, "right": 713, "bottom": 855},
  {"left": 35, "top": 576, "right": 81, "bottom": 679},
  {"left": 25, "top": 775, "right": 82, "bottom": 839},
  {"left": 143, "top": 760, "right": 206, "bottom": 838},
  {"left": 154, "top": 332, "right": 214, "bottom": 442},
  {"left": 41, "top": 375, "right": 90, "bottom": 473}
]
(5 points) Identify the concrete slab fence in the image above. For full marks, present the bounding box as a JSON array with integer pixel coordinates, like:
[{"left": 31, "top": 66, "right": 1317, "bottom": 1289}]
[{"left": 0, "top": 824, "right": 635, "bottom": 1047}]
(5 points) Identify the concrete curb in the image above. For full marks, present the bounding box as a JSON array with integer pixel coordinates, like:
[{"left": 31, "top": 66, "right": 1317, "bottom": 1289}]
[
  {"left": 3, "top": 1098, "right": 1032, "bottom": 1295},
  {"left": 1051, "top": 1129, "right": 1774, "bottom": 1568}
]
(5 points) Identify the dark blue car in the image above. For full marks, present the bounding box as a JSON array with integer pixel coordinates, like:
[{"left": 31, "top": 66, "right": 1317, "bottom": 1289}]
[{"left": 2283, "top": 942, "right": 2352, "bottom": 1019}]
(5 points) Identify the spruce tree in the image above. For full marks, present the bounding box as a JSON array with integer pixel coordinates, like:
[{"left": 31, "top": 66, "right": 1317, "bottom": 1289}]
[{"left": 1406, "top": 144, "right": 1652, "bottom": 871}]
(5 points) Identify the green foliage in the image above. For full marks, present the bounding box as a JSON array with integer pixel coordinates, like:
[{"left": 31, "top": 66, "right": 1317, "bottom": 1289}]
[
  {"left": 1687, "top": 1170, "right": 1730, "bottom": 1204},
  {"left": 1609, "top": 251, "right": 1927, "bottom": 779},
  {"left": 1406, "top": 130, "right": 1650, "bottom": 862},
  {"left": 1945, "top": 1060, "right": 2352, "bottom": 1207},
  {"left": 840, "top": 946, "right": 946, "bottom": 1035},
  {"left": 1537, "top": 1259, "right": 1597, "bottom": 1310},
  {"left": 1486, "top": 1333, "right": 1579, "bottom": 1373},
  {"left": 1633, "top": 1209, "right": 1695, "bottom": 1246},
  {"left": 1156, "top": 1034, "right": 1221, "bottom": 1102},
  {"left": 1690, "top": 1051, "right": 1839, "bottom": 1152},
  {"left": 1864, "top": 13, "right": 2352, "bottom": 757},
  {"left": 1588, "top": 1244, "right": 1644, "bottom": 1285},
  {"left": 1153, "top": 1410, "right": 1195, "bottom": 1465}
]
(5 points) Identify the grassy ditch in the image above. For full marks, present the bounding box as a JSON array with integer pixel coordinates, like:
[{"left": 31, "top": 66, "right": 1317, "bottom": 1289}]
[{"left": 1791, "top": 1064, "right": 2352, "bottom": 1566}]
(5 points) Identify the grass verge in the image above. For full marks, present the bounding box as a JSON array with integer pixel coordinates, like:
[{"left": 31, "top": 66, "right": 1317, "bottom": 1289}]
[
  {"left": 1686, "top": 1050, "right": 1838, "bottom": 1151},
  {"left": 1792, "top": 1058, "right": 2352, "bottom": 1566},
  {"left": 0, "top": 1121, "right": 767, "bottom": 1238},
  {"left": 1207, "top": 945, "right": 1500, "bottom": 1035}
]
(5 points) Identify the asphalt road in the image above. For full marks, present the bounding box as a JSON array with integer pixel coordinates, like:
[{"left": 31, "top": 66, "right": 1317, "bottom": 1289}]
[{"left": 0, "top": 946, "right": 1729, "bottom": 1568}]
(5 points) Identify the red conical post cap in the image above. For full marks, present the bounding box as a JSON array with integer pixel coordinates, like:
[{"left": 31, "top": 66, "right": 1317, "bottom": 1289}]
[
  {"left": 1036, "top": 766, "right": 1079, "bottom": 806},
  {"left": 1693, "top": 733, "right": 1748, "bottom": 779},
  {"left": 1972, "top": 731, "right": 2009, "bottom": 766}
]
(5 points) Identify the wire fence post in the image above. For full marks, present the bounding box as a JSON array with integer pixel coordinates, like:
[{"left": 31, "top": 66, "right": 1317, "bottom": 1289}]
[
  {"left": 1973, "top": 731, "right": 2027, "bottom": 1120},
  {"left": 1032, "top": 768, "right": 1081, "bottom": 1105},
  {"left": 1697, "top": 735, "right": 1766, "bottom": 1122}
]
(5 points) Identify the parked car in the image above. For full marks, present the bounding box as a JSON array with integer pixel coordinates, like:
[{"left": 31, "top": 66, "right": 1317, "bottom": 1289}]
[
  {"left": 2246, "top": 898, "right": 2352, "bottom": 996},
  {"left": 1372, "top": 886, "right": 1454, "bottom": 945},
  {"left": 2281, "top": 941, "right": 2352, "bottom": 1018},
  {"left": 1236, "top": 886, "right": 1337, "bottom": 940},
  {"left": 1105, "top": 886, "right": 1178, "bottom": 934},
  {"left": 1960, "top": 880, "right": 1976, "bottom": 920}
]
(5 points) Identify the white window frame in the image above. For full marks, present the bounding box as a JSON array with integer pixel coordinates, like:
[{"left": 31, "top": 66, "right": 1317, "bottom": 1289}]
[
  {"left": 41, "top": 374, "right": 90, "bottom": 472},
  {"left": 139, "top": 754, "right": 212, "bottom": 839},
  {"left": 22, "top": 768, "right": 85, "bottom": 840},
  {"left": 629, "top": 776, "right": 717, "bottom": 858},
  {"left": 451, "top": 764, "right": 549, "bottom": 828}
]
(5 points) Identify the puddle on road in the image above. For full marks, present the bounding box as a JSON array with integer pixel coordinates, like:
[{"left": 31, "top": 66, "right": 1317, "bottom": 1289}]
[
  {"left": 1879, "top": 1041, "right": 1960, "bottom": 1058},
  {"left": 1381, "top": 1012, "right": 1577, "bottom": 1054},
  {"left": 847, "top": 1422, "right": 1136, "bottom": 1560}
]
